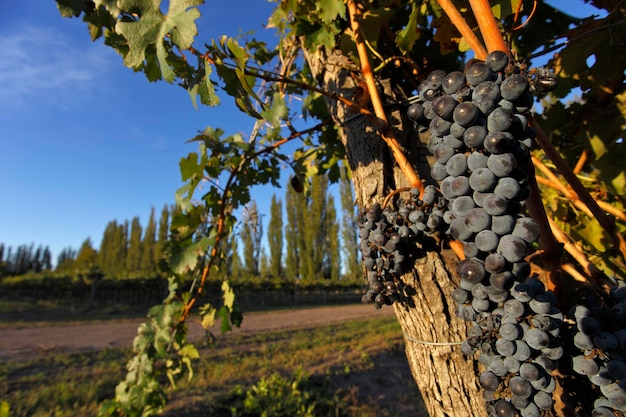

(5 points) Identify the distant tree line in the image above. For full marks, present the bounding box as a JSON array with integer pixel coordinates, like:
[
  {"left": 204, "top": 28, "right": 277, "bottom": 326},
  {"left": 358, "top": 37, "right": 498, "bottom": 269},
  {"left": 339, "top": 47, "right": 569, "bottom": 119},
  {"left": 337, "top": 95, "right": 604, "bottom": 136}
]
[{"left": 0, "top": 170, "right": 361, "bottom": 285}]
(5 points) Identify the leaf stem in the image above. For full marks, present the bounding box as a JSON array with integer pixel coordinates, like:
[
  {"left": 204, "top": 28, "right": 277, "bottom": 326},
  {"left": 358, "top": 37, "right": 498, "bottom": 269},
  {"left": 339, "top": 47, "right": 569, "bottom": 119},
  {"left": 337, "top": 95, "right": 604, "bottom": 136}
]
[{"left": 347, "top": 0, "right": 424, "bottom": 194}]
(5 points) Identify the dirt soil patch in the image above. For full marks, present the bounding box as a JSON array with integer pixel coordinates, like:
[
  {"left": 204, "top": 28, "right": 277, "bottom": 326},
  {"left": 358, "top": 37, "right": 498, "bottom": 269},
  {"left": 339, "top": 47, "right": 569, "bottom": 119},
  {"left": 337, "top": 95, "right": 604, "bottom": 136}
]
[{"left": 0, "top": 304, "right": 395, "bottom": 361}]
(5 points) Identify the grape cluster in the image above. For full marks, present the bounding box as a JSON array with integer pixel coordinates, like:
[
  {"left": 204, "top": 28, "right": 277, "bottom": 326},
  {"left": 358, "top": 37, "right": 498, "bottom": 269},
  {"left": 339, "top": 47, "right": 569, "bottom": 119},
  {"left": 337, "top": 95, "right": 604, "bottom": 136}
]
[
  {"left": 407, "top": 51, "right": 566, "bottom": 416},
  {"left": 359, "top": 186, "right": 446, "bottom": 309},
  {"left": 569, "top": 285, "right": 626, "bottom": 415}
]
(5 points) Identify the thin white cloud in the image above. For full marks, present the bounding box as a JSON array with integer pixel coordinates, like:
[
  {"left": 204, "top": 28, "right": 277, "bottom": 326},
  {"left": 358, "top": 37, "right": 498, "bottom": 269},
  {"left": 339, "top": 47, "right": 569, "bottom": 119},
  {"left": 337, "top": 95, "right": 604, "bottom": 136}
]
[{"left": 0, "top": 24, "right": 113, "bottom": 114}]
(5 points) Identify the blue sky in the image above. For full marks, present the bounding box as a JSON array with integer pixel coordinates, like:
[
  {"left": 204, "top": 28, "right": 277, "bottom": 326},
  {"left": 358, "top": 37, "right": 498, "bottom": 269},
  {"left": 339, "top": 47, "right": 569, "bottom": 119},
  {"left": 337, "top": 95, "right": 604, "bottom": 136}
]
[{"left": 0, "top": 1, "right": 604, "bottom": 264}]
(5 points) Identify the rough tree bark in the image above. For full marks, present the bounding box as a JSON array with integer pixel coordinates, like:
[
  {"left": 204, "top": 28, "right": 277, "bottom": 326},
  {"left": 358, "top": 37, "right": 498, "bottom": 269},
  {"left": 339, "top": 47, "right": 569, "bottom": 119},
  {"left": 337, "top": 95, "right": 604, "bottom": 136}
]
[{"left": 303, "top": 47, "right": 488, "bottom": 417}]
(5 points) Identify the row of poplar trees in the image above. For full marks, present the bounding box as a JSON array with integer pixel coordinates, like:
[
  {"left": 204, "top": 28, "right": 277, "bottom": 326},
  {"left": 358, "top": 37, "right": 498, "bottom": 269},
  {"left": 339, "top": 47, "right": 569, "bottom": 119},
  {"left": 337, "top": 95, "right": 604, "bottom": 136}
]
[{"left": 2, "top": 170, "right": 360, "bottom": 283}]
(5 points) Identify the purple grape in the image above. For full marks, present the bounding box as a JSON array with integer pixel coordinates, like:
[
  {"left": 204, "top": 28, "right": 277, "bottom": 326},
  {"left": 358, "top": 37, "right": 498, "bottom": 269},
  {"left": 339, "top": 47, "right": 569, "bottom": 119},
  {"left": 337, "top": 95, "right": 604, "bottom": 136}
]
[
  {"left": 442, "top": 71, "right": 466, "bottom": 94},
  {"left": 487, "top": 153, "right": 517, "bottom": 177},
  {"left": 466, "top": 61, "right": 495, "bottom": 86},
  {"left": 475, "top": 229, "right": 499, "bottom": 252},
  {"left": 432, "top": 94, "right": 458, "bottom": 120},
  {"left": 469, "top": 167, "right": 497, "bottom": 192},
  {"left": 485, "top": 50, "right": 509, "bottom": 72},
  {"left": 464, "top": 125, "right": 488, "bottom": 149},
  {"left": 446, "top": 153, "right": 468, "bottom": 177},
  {"left": 484, "top": 131, "right": 514, "bottom": 154},
  {"left": 453, "top": 101, "right": 480, "bottom": 126},
  {"left": 497, "top": 234, "right": 528, "bottom": 262},
  {"left": 512, "top": 217, "right": 540, "bottom": 244},
  {"left": 500, "top": 73, "right": 530, "bottom": 101},
  {"left": 487, "top": 107, "right": 515, "bottom": 132},
  {"left": 483, "top": 193, "right": 509, "bottom": 216},
  {"left": 494, "top": 177, "right": 522, "bottom": 200},
  {"left": 464, "top": 208, "right": 492, "bottom": 233}
]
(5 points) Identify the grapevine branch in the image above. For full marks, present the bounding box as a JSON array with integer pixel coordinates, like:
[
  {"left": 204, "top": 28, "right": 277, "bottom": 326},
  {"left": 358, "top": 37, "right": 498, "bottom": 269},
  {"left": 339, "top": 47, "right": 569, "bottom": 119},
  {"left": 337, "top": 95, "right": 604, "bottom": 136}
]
[
  {"left": 177, "top": 118, "right": 331, "bottom": 322},
  {"left": 347, "top": 0, "right": 424, "bottom": 194},
  {"left": 435, "top": 0, "right": 488, "bottom": 60},
  {"left": 467, "top": 0, "right": 510, "bottom": 54},
  {"left": 531, "top": 118, "right": 626, "bottom": 260}
]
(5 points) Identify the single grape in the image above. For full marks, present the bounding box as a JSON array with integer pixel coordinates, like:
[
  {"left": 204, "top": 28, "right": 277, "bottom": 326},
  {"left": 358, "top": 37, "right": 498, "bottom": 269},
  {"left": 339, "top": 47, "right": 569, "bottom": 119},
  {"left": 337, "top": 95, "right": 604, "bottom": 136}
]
[
  {"left": 595, "top": 332, "right": 619, "bottom": 352},
  {"left": 472, "top": 283, "right": 489, "bottom": 300},
  {"left": 500, "top": 73, "right": 530, "bottom": 101},
  {"left": 489, "top": 357, "right": 508, "bottom": 377},
  {"left": 451, "top": 175, "right": 471, "bottom": 196},
  {"left": 526, "top": 328, "right": 550, "bottom": 350},
  {"left": 496, "top": 338, "right": 516, "bottom": 356},
  {"left": 485, "top": 253, "right": 507, "bottom": 273},
  {"left": 419, "top": 81, "right": 439, "bottom": 101},
  {"left": 442, "top": 71, "right": 466, "bottom": 94},
  {"left": 464, "top": 207, "right": 492, "bottom": 233},
  {"left": 451, "top": 287, "right": 470, "bottom": 304},
  {"left": 510, "top": 376, "right": 534, "bottom": 399},
  {"left": 578, "top": 316, "right": 602, "bottom": 336},
  {"left": 457, "top": 258, "right": 487, "bottom": 284},
  {"left": 432, "top": 94, "right": 458, "bottom": 120},
  {"left": 430, "top": 162, "right": 448, "bottom": 181},
  {"left": 520, "top": 402, "right": 540, "bottom": 417},
  {"left": 444, "top": 133, "right": 465, "bottom": 148},
  {"left": 500, "top": 322, "right": 523, "bottom": 341},
  {"left": 407, "top": 102, "right": 425, "bottom": 122},
  {"left": 449, "top": 216, "right": 473, "bottom": 241},
  {"left": 479, "top": 371, "right": 500, "bottom": 391},
  {"left": 490, "top": 271, "right": 515, "bottom": 292},
  {"left": 467, "top": 151, "right": 489, "bottom": 171},
  {"left": 473, "top": 80, "right": 501, "bottom": 101},
  {"left": 491, "top": 214, "right": 516, "bottom": 236},
  {"left": 473, "top": 96, "right": 497, "bottom": 115},
  {"left": 607, "top": 360, "right": 626, "bottom": 380},
  {"left": 483, "top": 193, "right": 509, "bottom": 216},
  {"left": 513, "top": 340, "right": 532, "bottom": 361},
  {"left": 493, "top": 399, "right": 516, "bottom": 417},
  {"left": 453, "top": 101, "right": 480, "bottom": 127},
  {"left": 466, "top": 61, "right": 494, "bottom": 86},
  {"left": 446, "top": 153, "right": 469, "bottom": 177},
  {"left": 487, "top": 153, "right": 517, "bottom": 177},
  {"left": 475, "top": 229, "right": 500, "bottom": 252},
  {"left": 529, "top": 294, "right": 553, "bottom": 314},
  {"left": 485, "top": 50, "right": 509, "bottom": 72},
  {"left": 469, "top": 167, "right": 497, "bottom": 192},
  {"left": 504, "top": 298, "right": 526, "bottom": 318},
  {"left": 497, "top": 234, "right": 528, "bottom": 263},
  {"left": 433, "top": 143, "right": 456, "bottom": 164},
  {"left": 451, "top": 195, "right": 476, "bottom": 216},
  {"left": 505, "top": 356, "right": 521, "bottom": 373},
  {"left": 512, "top": 217, "right": 540, "bottom": 244},
  {"left": 430, "top": 116, "right": 453, "bottom": 136},
  {"left": 487, "top": 107, "right": 515, "bottom": 132},
  {"left": 520, "top": 362, "right": 543, "bottom": 381},
  {"left": 494, "top": 177, "right": 522, "bottom": 200},
  {"left": 534, "top": 391, "right": 554, "bottom": 410},
  {"left": 484, "top": 131, "right": 514, "bottom": 154}
]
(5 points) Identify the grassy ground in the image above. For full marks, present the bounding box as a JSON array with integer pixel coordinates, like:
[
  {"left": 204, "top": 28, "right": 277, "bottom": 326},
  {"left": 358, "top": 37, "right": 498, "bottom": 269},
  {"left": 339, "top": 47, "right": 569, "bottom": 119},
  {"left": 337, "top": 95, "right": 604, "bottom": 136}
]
[{"left": 0, "top": 316, "right": 427, "bottom": 417}]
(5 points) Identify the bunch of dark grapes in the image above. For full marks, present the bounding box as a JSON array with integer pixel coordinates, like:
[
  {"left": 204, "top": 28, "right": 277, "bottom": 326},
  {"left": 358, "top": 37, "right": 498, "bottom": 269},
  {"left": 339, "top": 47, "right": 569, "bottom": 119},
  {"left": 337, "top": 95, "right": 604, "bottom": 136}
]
[
  {"left": 569, "top": 285, "right": 626, "bottom": 415},
  {"left": 407, "top": 50, "right": 565, "bottom": 417},
  {"left": 359, "top": 186, "right": 446, "bottom": 309}
]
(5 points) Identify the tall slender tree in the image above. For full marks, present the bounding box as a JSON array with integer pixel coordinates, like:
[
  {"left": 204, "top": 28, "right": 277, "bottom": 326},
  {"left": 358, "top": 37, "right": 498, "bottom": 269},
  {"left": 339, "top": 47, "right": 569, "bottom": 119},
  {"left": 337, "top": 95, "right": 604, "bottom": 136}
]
[
  {"left": 126, "top": 217, "right": 143, "bottom": 274},
  {"left": 284, "top": 177, "right": 302, "bottom": 280},
  {"left": 339, "top": 165, "right": 359, "bottom": 281},
  {"left": 154, "top": 205, "right": 170, "bottom": 270},
  {"left": 240, "top": 201, "right": 262, "bottom": 277},
  {"left": 141, "top": 207, "right": 157, "bottom": 275},
  {"left": 267, "top": 194, "right": 283, "bottom": 279},
  {"left": 323, "top": 194, "right": 340, "bottom": 280}
]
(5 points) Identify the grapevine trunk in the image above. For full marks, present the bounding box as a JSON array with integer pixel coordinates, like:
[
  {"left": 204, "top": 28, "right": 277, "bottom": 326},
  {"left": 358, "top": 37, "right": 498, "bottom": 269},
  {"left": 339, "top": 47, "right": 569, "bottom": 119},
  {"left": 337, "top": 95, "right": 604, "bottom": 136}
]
[{"left": 303, "top": 46, "right": 487, "bottom": 417}]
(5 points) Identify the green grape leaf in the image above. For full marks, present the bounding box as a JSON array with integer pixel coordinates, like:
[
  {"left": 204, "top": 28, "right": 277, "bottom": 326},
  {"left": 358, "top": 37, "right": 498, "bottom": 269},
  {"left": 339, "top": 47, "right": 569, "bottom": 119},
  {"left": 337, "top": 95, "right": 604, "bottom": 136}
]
[
  {"left": 168, "top": 236, "right": 213, "bottom": 275},
  {"left": 114, "top": 0, "right": 202, "bottom": 83},
  {"left": 199, "top": 303, "right": 217, "bottom": 329},
  {"left": 261, "top": 92, "right": 288, "bottom": 128},
  {"left": 395, "top": 3, "right": 420, "bottom": 53},
  {"left": 0, "top": 401, "right": 9, "bottom": 417},
  {"left": 222, "top": 280, "right": 235, "bottom": 310},
  {"left": 491, "top": 0, "right": 522, "bottom": 20},
  {"left": 315, "top": 0, "right": 345, "bottom": 25}
]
